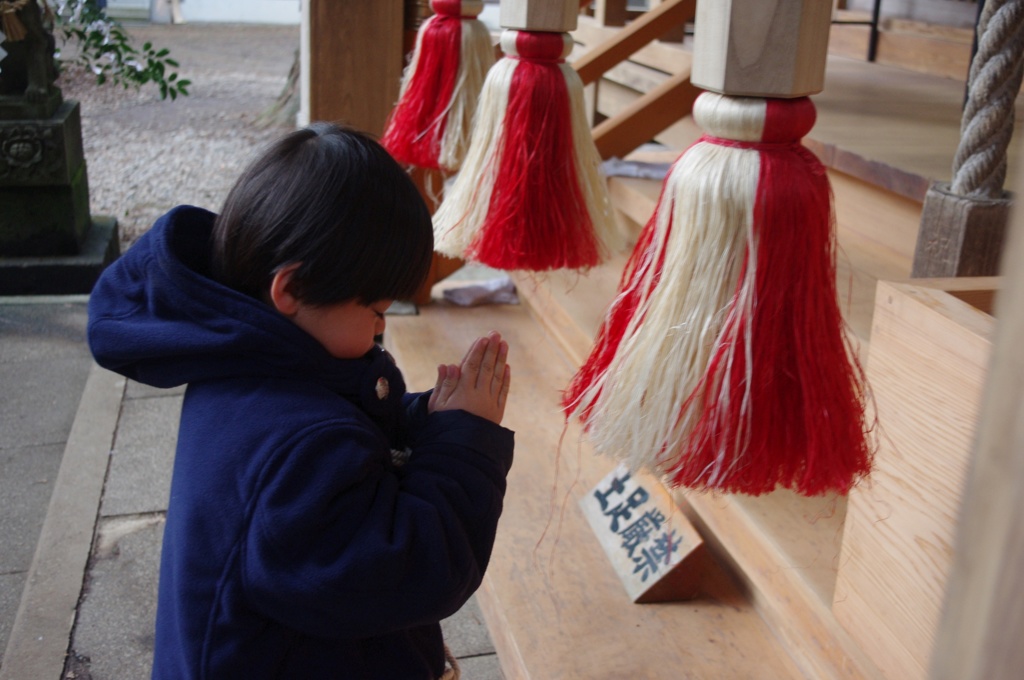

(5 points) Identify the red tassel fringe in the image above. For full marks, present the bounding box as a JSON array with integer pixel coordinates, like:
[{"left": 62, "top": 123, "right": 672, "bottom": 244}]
[
  {"left": 672, "top": 100, "right": 872, "bottom": 495},
  {"left": 467, "top": 31, "right": 602, "bottom": 271},
  {"left": 566, "top": 97, "right": 873, "bottom": 496},
  {"left": 381, "top": 7, "right": 462, "bottom": 170}
]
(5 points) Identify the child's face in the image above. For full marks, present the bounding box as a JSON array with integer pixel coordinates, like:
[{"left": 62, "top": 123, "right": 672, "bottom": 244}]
[{"left": 290, "top": 299, "right": 392, "bottom": 359}]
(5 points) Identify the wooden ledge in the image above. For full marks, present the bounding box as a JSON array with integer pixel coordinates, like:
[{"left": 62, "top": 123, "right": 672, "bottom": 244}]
[
  {"left": 385, "top": 290, "right": 806, "bottom": 679},
  {"left": 509, "top": 267, "right": 884, "bottom": 680}
]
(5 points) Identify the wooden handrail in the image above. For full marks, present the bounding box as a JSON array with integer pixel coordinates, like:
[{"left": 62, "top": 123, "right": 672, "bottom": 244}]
[
  {"left": 573, "top": 0, "right": 696, "bottom": 86},
  {"left": 593, "top": 67, "right": 701, "bottom": 160},
  {"left": 574, "top": 0, "right": 700, "bottom": 160}
]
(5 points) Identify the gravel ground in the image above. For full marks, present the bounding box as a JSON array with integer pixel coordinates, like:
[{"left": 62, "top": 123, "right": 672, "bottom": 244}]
[{"left": 56, "top": 22, "right": 300, "bottom": 249}]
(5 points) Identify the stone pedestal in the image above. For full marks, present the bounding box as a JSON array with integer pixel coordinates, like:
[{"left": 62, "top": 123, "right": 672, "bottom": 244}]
[
  {"left": 1, "top": 100, "right": 91, "bottom": 256},
  {"left": 0, "top": 1, "right": 119, "bottom": 295},
  {"left": 0, "top": 215, "right": 119, "bottom": 295},
  {"left": 0, "top": 99, "right": 119, "bottom": 294}
]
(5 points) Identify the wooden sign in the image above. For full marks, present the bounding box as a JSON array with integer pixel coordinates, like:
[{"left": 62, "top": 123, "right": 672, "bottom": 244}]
[{"left": 580, "top": 464, "right": 705, "bottom": 603}]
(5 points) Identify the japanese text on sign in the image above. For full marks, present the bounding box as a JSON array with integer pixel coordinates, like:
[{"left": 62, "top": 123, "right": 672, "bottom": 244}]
[{"left": 593, "top": 469, "right": 680, "bottom": 582}]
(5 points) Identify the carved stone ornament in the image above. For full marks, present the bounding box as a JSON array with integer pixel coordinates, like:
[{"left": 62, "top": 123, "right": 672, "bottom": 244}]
[{"left": 0, "top": 122, "right": 58, "bottom": 180}]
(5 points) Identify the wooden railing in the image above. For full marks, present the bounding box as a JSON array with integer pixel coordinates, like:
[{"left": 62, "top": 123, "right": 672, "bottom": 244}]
[{"left": 573, "top": 0, "right": 700, "bottom": 159}]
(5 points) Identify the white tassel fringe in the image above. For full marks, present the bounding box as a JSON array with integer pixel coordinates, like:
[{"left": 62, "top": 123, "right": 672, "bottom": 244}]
[{"left": 571, "top": 94, "right": 768, "bottom": 475}]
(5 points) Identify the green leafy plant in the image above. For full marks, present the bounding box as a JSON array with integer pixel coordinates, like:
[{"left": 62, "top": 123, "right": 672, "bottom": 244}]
[{"left": 54, "top": 0, "right": 190, "bottom": 99}]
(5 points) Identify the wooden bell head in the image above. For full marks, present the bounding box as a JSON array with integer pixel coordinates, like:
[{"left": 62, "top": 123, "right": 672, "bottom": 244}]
[
  {"left": 691, "top": 0, "right": 833, "bottom": 98},
  {"left": 499, "top": 0, "right": 580, "bottom": 33}
]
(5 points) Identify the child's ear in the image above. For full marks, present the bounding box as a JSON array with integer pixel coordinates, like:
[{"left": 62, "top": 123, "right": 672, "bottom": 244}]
[{"left": 269, "top": 263, "right": 303, "bottom": 316}]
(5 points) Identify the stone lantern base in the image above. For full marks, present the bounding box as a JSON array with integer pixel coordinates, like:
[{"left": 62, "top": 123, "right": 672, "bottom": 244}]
[{"left": 0, "top": 99, "right": 119, "bottom": 294}]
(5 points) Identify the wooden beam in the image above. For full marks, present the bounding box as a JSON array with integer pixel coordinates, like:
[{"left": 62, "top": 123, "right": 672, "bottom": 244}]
[
  {"left": 592, "top": 68, "right": 701, "bottom": 160},
  {"left": 834, "top": 279, "right": 996, "bottom": 680},
  {"left": 307, "top": 0, "right": 403, "bottom": 136},
  {"left": 573, "top": 0, "right": 696, "bottom": 85},
  {"left": 650, "top": 0, "right": 687, "bottom": 43}
]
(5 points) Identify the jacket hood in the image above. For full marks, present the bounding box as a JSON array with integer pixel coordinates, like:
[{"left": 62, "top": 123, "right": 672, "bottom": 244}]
[{"left": 88, "top": 206, "right": 406, "bottom": 418}]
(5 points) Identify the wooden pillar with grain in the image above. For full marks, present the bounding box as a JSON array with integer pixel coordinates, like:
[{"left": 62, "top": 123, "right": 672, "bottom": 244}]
[
  {"left": 305, "top": 0, "right": 404, "bottom": 136},
  {"left": 500, "top": 0, "right": 581, "bottom": 33},
  {"left": 690, "top": 0, "right": 831, "bottom": 98}
]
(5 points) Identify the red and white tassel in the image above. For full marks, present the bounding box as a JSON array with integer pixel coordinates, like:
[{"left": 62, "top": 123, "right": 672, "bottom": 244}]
[
  {"left": 432, "top": 28, "right": 620, "bottom": 271},
  {"left": 563, "top": 92, "right": 873, "bottom": 496},
  {"left": 381, "top": 0, "right": 494, "bottom": 173}
]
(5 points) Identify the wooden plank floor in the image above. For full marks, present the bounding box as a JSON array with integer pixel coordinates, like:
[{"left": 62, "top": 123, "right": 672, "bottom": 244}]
[
  {"left": 811, "top": 55, "right": 1024, "bottom": 203},
  {"left": 508, "top": 253, "right": 886, "bottom": 679},
  {"left": 385, "top": 296, "right": 807, "bottom": 680}
]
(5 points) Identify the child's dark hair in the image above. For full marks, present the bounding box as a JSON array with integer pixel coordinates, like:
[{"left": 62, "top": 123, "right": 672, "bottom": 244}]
[{"left": 212, "top": 123, "right": 433, "bottom": 305}]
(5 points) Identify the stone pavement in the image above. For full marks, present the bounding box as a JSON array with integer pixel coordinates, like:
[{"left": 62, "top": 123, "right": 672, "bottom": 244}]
[{"left": 0, "top": 304, "right": 505, "bottom": 680}]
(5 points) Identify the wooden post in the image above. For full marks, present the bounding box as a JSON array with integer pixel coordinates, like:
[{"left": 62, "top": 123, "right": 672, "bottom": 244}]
[
  {"left": 501, "top": 0, "right": 581, "bottom": 33},
  {"left": 304, "top": 0, "right": 404, "bottom": 136},
  {"left": 912, "top": 183, "right": 1011, "bottom": 277},
  {"left": 592, "top": 0, "right": 630, "bottom": 27},
  {"left": 691, "top": 0, "right": 832, "bottom": 98}
]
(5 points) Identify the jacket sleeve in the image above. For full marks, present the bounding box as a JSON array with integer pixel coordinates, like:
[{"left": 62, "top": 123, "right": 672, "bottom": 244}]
[{"left": 241, "top": 410, "right": 513, "bottom": 639}]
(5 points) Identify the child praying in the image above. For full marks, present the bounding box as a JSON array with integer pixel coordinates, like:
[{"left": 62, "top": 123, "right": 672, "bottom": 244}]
[{"left": 88, "top": 123, "right": 514, "bottom": 680}]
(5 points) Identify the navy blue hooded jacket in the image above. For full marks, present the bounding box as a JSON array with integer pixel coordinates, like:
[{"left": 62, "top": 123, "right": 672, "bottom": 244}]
[{"left": 87, "top": 206, "right": 515, "bottom": 679}]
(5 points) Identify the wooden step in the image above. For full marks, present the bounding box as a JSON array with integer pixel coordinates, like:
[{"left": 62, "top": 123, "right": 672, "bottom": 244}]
[
  {"left": 829, "top": 15, "right": 974, "bottom": 80},
  {"left": 385, "top": 288, "right": 808, "bottom": 679},
  {"left": 478, "top": 150, "right": 926, "bottom": 678}
]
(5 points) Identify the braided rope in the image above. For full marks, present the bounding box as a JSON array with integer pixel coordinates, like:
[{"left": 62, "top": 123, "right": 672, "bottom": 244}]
[{"left": 952, "top": 0, "right": 1024, "bottom": 198}]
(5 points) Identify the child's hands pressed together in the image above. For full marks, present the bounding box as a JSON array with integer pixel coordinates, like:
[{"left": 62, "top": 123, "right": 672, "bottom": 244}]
[{"left": 428, "top": 331, "right": 511, "bottom": 425}]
